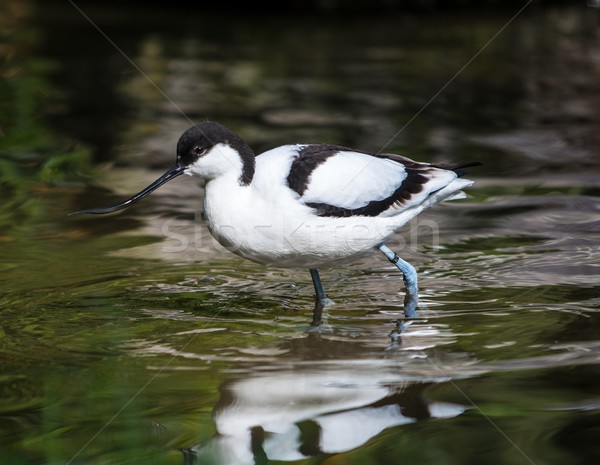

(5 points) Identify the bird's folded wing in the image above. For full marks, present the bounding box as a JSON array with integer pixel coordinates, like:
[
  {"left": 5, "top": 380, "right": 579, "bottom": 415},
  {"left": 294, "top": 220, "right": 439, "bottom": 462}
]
[{"left": 291, "top": 149, "right": 457, "bottom": 218}]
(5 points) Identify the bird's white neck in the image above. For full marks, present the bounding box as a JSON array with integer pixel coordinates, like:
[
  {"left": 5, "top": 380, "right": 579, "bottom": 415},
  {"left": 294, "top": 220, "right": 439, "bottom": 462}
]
[
  {"left": 184, "top": 142, "right": 255, "bottom": 186},
  {"left": 201, "top": 169, "right": 257, "bottom": 254}
]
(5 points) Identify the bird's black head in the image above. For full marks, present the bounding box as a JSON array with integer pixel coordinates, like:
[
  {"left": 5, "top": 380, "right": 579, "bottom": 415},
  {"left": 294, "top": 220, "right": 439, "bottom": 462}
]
[
  {"left": 71, "top": 121, "right": 255, "bottom": 216},
  {"left": 175, "top": 121, "right": 254, "bottom": 176},
  {"left": 176, "top": 121, "right": 234, "bottom": 167}
]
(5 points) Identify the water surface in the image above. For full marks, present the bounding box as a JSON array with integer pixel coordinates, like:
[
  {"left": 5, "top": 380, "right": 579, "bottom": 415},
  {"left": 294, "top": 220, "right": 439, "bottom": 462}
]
[{"left": 1, "top": 2, "right": 599, "bottom": 464}]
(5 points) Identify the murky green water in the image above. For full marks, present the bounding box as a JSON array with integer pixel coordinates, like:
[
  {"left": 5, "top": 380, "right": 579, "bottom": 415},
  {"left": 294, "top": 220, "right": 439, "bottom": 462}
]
[{"left": 2, "top": 1, "right": 599, "bottom": 464}]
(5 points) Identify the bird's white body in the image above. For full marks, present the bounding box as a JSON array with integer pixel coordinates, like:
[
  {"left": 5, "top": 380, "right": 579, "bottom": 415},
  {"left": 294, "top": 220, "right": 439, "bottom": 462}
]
[{"left": 191, "top": 143, "right": 473, "bottom": 269}]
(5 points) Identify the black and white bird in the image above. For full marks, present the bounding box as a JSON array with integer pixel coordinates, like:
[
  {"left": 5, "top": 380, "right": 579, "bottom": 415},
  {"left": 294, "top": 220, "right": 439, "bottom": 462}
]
[{"left": 74, "top": 122, "right": 476, "bottom": 317}]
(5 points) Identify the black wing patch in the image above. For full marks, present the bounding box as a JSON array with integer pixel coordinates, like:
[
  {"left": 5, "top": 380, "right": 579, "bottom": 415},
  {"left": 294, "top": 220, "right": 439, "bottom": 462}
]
[
  {"left": 306, "top": 168, "right": 429, "bottom": 217},
  {"left": 287, "top": 144, "right": 365, "bottom": 196}
]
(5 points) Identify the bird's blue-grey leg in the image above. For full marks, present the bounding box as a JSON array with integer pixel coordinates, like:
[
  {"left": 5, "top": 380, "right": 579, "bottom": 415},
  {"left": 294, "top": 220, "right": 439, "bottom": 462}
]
[
  {"left": 310, "top": 268, "right": 327, "bottom": 303},
  {"left": 378, "top": 244, "right": 418, "bottom": 294},
  {"left": 378, "top": 243, "right": 418, "bottom": 318},
  {"left": 309, "top": 268, "right": 327, "bottom": 326}
]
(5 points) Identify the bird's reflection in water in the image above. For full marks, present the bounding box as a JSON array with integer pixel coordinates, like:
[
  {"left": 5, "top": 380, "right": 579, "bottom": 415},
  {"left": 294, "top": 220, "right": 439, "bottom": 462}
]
[{"left": 181, "top": 331, "right": 467, "bottom": 465}]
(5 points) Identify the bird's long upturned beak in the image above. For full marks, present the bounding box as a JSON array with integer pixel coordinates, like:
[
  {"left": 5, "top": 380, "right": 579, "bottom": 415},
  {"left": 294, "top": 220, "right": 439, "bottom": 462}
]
[{"left": 71, "top": 164, "right": 185, "bottom": 215}]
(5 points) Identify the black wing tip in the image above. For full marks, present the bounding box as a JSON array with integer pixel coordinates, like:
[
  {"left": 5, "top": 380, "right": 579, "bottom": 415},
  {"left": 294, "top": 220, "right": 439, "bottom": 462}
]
[
  {"left": 453, "top": 161, "right": 482, "bottom": 177},
  {"left": 454, "top": 161, "right": 483, "bottom": 169},
  {"left": 431, "top": 161, "right": 482, "bottom": 177}
]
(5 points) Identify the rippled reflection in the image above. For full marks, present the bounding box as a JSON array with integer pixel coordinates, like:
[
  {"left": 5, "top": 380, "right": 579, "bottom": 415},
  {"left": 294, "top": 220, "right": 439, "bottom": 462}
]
[{"left": 188, "top": 368, "right": 465, "bottom": 465}]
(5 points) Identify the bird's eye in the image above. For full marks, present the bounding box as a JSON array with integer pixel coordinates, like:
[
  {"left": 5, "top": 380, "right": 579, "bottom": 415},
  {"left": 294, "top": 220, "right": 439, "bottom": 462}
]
[{"left": 193, "top": 146, "right": 206, "bottom": 156}]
